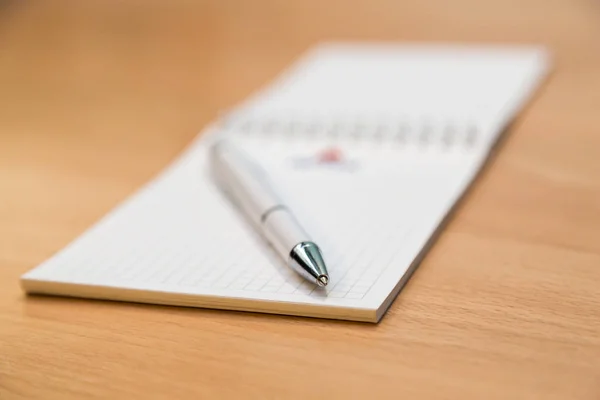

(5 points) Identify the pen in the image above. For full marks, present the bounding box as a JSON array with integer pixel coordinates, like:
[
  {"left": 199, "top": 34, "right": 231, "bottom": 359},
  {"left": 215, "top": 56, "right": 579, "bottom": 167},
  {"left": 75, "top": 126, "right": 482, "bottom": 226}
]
[{"left": 209, "top": 139, "right": 330, "bottom": 287}]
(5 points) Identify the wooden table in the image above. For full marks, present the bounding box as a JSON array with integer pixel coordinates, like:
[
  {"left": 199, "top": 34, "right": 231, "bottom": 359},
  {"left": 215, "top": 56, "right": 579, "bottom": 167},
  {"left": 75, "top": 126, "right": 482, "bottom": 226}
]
[{"left": 1, "top": 1, "right": 599, "bottom": 398}]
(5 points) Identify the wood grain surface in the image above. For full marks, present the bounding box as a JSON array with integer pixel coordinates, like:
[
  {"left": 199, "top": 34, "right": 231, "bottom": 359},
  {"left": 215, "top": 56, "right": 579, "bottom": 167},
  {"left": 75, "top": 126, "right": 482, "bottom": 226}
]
[{"left": 1, "top": 1, "right": 599, "bottom": 398}]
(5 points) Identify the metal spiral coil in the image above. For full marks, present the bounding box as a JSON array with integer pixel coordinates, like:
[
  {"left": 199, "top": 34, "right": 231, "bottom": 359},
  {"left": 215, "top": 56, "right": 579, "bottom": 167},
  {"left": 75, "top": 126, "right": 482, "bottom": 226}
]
[{"left": 218, "top": 116, "right": 480, "bottom": 148}]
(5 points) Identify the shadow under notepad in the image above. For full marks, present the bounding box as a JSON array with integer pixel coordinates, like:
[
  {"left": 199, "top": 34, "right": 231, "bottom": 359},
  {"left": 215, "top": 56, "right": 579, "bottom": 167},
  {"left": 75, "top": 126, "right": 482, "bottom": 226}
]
[{"left": 21, "top": 292, "right": 375, "bottom": 328}]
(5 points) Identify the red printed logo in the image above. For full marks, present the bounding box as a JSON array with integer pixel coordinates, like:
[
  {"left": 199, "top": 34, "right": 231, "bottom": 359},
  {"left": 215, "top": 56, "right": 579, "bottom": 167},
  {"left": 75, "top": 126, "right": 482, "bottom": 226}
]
[{"left": 291, "top": 147, "right": 358, "bottom": 171}]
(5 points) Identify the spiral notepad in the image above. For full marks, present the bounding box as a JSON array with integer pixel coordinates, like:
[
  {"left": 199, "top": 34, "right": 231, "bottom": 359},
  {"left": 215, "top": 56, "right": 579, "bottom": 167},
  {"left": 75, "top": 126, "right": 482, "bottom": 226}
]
[{"left": 20, "top": 42, "right": 550, "bottom": 322}]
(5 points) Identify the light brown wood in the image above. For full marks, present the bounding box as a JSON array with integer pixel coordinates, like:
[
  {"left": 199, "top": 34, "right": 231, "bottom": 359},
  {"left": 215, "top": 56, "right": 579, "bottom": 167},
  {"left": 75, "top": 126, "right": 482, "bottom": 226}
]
[{"left": 1, "top": 1, "right": 599, "bottom": 398}]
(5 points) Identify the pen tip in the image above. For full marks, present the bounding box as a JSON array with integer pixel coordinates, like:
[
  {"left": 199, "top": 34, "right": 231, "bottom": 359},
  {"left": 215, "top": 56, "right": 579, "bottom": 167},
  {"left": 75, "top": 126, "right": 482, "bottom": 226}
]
[{"left": 317, "top": 275, "right": 329, "bottom": 287}]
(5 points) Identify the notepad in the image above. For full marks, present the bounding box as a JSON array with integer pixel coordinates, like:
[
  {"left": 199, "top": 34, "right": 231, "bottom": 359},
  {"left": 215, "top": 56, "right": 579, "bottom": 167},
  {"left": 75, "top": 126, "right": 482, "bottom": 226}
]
[{"left": 20, "top": 42, "right": 551, "bottom": 322}]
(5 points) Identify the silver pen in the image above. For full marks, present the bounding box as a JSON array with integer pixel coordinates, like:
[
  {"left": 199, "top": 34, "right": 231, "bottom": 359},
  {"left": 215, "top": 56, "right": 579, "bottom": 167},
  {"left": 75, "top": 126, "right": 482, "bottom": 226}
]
[{"left": 209, "top": 139, "right": 330, "bottom": 287}]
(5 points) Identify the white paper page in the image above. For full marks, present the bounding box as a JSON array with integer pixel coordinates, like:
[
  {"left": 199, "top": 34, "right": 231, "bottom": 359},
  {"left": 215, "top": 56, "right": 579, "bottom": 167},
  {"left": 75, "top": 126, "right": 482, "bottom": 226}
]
[
  {"left": 231, "top": 130, "right": 486, "bottom": 307},
  {"left": 229, "top": 42, "right": 550, "bottom": 136},
  {"left": 22, "top": 127, "right": 481, "bottom": 312},
  {"left": 21, "top": 42, "right": 550, "bottom": 320}
]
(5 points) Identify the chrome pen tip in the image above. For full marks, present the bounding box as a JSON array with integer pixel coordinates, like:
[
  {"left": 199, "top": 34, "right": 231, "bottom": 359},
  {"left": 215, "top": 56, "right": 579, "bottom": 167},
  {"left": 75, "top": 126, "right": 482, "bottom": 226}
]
[
  {"left": 317, "top": 275, "right": 329, "bottom": 287},
  {"left": 289, "top": 241, "right": 330, "bottom": 288}
]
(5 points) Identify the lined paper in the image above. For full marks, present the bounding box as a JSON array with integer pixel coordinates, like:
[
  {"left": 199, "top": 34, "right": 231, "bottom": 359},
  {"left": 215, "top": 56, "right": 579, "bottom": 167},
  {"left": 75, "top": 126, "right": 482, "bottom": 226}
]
[
  {"left": 21, "top": 43, "right": 550, "bottom": 321},
  {"left": 22, "top": 130, "right": 480, "bottom": 308}
]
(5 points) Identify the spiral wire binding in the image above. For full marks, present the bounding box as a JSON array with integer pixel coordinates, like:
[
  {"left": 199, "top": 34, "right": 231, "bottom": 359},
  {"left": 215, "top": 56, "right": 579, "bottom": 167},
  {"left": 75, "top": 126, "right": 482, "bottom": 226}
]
[{"left": 218, "top": 116, "right": 480, "bottom": 149}]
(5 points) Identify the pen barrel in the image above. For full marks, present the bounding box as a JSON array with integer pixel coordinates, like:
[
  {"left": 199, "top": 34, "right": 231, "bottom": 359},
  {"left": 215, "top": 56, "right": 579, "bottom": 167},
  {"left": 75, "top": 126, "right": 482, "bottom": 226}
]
[
  {"left": 210, "top": 138, "right": 328, "bottom": 284},
  {"left": 210, "top": 139, "right": 282, "bottom": 227},
  {"left": 261, "top": 207, "right": 310, "bottom": 259}
]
